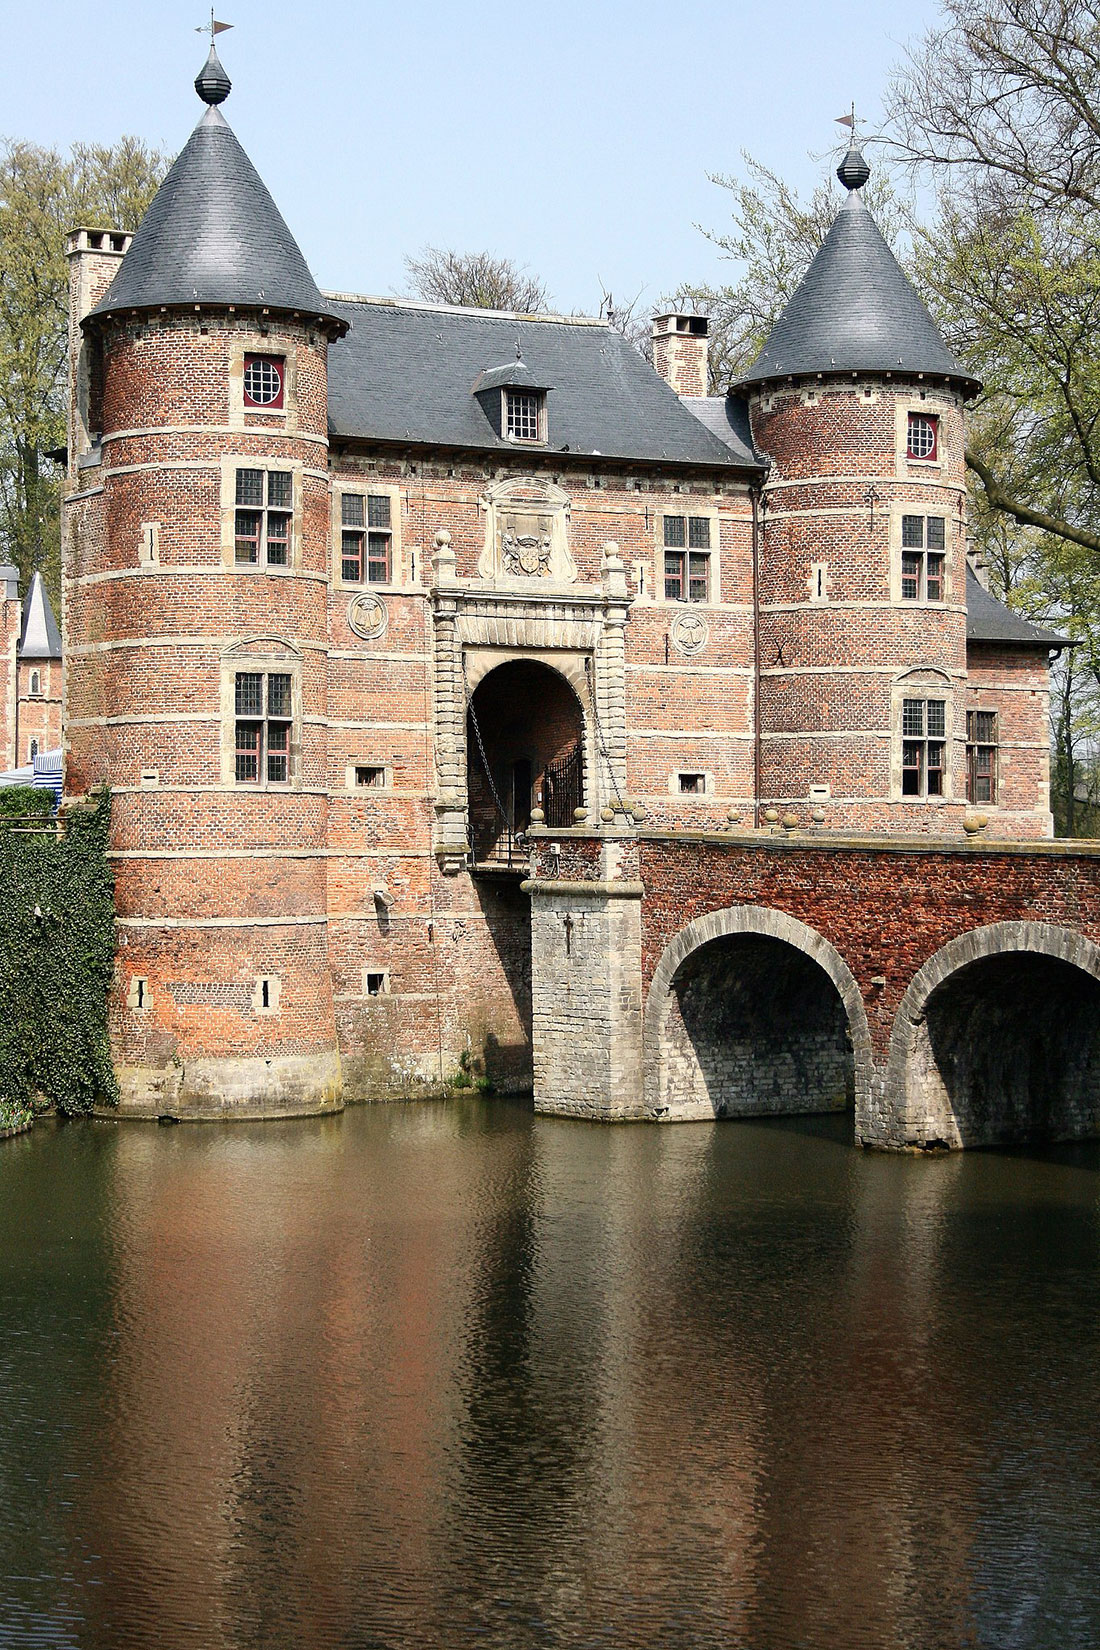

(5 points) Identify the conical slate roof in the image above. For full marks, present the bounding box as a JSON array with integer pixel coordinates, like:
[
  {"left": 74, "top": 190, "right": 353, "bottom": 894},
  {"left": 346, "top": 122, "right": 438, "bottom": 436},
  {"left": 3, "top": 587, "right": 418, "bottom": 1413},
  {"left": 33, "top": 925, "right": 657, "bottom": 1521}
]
[
  {"left": 738, "top": 165, "right": 979, "bottom": 395},
  {"left": 18, "top": 572, "right": 61, "bottom": 660},
  {"left": 87, "top": 77, "right": 344, "bottom": 331}
]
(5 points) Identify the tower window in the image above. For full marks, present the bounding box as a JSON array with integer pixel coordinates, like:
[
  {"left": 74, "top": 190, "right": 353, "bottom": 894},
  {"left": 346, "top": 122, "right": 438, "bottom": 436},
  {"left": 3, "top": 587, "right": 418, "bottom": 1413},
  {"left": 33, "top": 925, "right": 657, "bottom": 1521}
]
[
  {"left": 234, "top": 671, "right": 293, "bottom": 785},
  {"left": 664, "top": 515, "right": 711, "bottom": 601},
  {"left": 29, "top": 670, "right": 41, "bottom": 697},
  {"left": 341, "top": 493, "right": 392, "bottom": 583},
  {"left": 900, "top": 516, "right": 946, "bottom": 600},
  {"left": 901, "top": 697, "right": 947, "bottom": 797},
  {"left": 243, "top": 354, "right": 285, "bottom": 409},
  {"left": 906, "top": 412, "right": 939, "bottom": 461},
  {"left": 966, "top": 710, "right": 998, "bottom": 804},
  {"left": 235, "top": 468, "right": 292, "bottom": 566},
  {"left": 505, "top": 389, "right": 543, "bottom": 443}
]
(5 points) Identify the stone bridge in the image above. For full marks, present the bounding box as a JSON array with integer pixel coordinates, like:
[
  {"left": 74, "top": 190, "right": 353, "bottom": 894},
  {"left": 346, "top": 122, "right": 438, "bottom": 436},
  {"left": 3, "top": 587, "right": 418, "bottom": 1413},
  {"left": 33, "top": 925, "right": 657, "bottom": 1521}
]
[{"left": 523, "top": 826, "right": 1100, "bottom": 1150}]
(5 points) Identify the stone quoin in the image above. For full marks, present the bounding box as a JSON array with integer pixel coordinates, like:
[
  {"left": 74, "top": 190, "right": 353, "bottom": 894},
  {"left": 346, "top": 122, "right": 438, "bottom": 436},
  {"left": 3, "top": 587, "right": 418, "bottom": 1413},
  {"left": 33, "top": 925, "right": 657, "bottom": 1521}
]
[{"left": 62, "top": 46, "right": 1092, "bottom": 1147}]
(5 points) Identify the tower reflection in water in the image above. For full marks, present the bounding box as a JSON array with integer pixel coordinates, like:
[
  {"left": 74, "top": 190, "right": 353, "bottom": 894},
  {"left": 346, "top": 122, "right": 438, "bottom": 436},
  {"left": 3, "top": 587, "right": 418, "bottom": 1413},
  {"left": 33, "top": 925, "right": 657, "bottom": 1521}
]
[{"left": 9, "top": 1103, "right": 1097, "bottom": 1650}]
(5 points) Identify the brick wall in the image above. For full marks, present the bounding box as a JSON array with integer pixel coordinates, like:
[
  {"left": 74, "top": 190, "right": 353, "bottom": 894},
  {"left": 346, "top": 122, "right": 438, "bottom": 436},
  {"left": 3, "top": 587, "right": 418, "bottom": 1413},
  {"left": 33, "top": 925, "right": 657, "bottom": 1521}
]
[{"left": 750, "top": 378, "right": 972, "bottom": 830}]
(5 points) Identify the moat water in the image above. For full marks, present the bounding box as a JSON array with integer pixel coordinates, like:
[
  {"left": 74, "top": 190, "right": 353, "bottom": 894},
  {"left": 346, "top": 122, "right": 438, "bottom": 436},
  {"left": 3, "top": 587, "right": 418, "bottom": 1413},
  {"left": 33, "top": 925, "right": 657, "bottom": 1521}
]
[{"left": 1, "top": 1101, "right": 1099, "bottom": 1650}]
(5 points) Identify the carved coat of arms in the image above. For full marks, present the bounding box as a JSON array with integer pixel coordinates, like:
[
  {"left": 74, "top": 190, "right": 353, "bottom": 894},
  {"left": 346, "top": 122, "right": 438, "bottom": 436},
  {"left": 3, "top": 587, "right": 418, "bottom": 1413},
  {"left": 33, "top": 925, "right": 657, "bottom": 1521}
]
[{"left": 500, "top": 513, "right": 553, "bottom": 578}]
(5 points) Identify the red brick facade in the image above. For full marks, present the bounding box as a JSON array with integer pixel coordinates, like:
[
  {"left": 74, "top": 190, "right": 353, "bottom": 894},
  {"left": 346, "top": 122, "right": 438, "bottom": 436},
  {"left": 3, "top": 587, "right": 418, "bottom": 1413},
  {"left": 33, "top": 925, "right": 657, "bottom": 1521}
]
[{"left": 60, "top": 177, "right": 1060, "bottom": 1118}]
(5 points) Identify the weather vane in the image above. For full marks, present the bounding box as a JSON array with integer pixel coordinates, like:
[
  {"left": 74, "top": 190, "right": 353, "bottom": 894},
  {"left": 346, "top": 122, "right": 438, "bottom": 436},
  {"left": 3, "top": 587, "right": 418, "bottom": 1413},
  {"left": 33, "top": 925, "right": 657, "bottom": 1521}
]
[
  {"left": 196, "top": 9, "right": 232, "bottom": 43},
  {"left": 835, "top": 103, "right": 857, "bottom": 142}
]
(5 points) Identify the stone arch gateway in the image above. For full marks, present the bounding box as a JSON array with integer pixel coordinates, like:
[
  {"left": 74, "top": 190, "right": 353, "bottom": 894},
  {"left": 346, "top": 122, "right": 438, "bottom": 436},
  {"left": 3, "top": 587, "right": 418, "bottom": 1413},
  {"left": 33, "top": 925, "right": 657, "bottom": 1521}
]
[
  {"left": 643, "top": 906, "right": 875, "bottom": 1128},
  {"left": 885, "top": 921, "right": 1100, "bottom": 1149}
]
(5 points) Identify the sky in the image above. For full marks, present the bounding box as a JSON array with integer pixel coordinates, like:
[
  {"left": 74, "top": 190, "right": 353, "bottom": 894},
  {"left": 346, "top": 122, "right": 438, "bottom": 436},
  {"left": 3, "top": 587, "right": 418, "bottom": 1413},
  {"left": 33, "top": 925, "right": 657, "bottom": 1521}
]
[{"left": 6, "top": 0, "right": 944, "bottom": 316}]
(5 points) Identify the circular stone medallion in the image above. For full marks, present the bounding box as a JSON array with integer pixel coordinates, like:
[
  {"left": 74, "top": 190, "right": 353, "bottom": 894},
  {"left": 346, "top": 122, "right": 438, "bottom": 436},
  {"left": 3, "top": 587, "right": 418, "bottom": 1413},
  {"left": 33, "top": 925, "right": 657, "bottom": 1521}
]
[
  {"left": 670, "top": 609, "right": 709, "bottom": 657},
  {"left": 348, "top": 592, "right": 388, "bottom": 641}
]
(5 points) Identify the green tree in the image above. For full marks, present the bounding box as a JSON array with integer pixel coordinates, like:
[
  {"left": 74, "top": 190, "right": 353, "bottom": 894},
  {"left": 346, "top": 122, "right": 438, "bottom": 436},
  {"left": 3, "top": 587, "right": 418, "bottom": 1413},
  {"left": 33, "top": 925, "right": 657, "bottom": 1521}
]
[
  {"left": 884, "top": 0, "right": 1100, "bottom": 557},
  {"left": 0, "top": 137, "right": 170, "bottom": 613}
]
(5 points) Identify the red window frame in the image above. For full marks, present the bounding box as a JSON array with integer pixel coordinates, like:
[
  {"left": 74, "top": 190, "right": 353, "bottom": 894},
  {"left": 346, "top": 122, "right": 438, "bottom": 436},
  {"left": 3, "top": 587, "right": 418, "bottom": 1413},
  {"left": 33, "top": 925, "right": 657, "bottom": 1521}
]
[
  {"left": 243, "top": 353, "right": 285, "bottom": 410},
  {"left": 906, "top": 412, "right": 939, "bottom": 461},
  {"left": 234, "top": 671, "right": 293, "bottom": 786},
  {"left": 340, "top": 493, "right": 392, "bottom": 584}
]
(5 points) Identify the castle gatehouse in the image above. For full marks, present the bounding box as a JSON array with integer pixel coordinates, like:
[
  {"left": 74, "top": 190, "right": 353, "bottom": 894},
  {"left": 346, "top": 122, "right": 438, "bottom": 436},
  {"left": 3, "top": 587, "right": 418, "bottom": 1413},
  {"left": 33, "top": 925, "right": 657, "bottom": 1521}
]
[{"left": 61, "top": 47, "right": 1089, "bottom": 1146}]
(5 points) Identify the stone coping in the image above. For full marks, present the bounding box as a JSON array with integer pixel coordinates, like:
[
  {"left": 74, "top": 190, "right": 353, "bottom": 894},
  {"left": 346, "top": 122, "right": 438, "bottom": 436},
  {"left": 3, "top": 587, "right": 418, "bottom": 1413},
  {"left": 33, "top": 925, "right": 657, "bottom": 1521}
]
[
  {"left": 521, "top": 879, "right": 645, "bottom": 898},
  {"left": 527, "top": 825, "right": 1100, "bottom": 860}
]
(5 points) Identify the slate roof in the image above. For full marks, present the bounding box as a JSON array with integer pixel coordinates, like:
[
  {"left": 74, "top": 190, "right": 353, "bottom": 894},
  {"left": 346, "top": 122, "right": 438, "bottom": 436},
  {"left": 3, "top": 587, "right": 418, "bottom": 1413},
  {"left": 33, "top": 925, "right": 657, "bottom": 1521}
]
[
  {"left": 680, "top": 396, "right": 762, "bottom": 467},
  {"left": 18, "top": 572, "right": 61, "bottom": 660},
  {"left": 738, "top": 191, "right": 980, "bottom": 395},
  {"left": 325, "top": 298, "right": 763, "bottom": 469},
  {"left": 88, "top": 106, "right": 344, "bottom": 330},
  {"left": 966, "top": 566, "right": 1067, "bottom": 651}
]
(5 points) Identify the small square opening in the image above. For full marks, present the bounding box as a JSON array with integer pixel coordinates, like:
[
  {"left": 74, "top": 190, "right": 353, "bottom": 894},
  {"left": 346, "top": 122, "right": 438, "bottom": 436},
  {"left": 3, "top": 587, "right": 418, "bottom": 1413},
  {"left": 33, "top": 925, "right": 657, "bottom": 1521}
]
[
  {"left": 365, "top": 971, "right": 387, "bottom": 997},
  {"left": 678, "top": 772, "right": 705, "bottom": 795},
  {"left": 355, "top": 765, "right": 387, "bottom": 789}
]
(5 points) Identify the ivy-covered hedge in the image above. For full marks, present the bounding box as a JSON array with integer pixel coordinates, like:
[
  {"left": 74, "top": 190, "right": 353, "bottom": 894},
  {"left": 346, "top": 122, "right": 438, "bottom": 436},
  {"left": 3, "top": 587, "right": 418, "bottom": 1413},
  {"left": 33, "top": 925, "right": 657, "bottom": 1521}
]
[{"left": 0, "top": 788, "right": 118, "bottom": 1126}]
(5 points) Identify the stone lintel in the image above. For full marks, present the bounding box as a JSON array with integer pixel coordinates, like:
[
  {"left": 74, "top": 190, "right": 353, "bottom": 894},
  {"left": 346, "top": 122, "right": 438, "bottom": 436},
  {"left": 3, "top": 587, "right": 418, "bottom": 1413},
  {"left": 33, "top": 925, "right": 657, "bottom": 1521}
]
[{"left": 522, "top": 879, "right": 644, "bottom": 898}]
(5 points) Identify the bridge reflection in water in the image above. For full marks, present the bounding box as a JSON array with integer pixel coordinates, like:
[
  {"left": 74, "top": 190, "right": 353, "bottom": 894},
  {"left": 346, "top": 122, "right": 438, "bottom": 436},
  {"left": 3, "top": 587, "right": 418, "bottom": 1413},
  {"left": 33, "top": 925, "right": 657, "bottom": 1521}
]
[{"left": 1, "top": 1103, "right": 1099, "bottom": 1649}]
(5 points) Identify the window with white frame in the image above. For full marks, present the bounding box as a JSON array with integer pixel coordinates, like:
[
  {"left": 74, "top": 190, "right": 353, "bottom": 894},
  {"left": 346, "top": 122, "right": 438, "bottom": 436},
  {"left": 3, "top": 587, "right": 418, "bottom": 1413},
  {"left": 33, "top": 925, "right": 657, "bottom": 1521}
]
[
  {"left": 505, "top": 389, "right": 543, "bottom": 443},
  {"left": 235, "top": 468, "right": 292, "bottom": 566},
  {"left": 243, "top": 354, "right": 285, "bottom": 409},
  {"left": 234, "top": 670, "right": 293, "bottom": 785},
  {"left": 901, "top": 515, "right": 946, "bottom": 600},
  {"left": 341, "top": 493, "right": 393, "bottom": 583},
  {"left": 906, "top": 412, "right": 939, "bottom": 461},
  {"left": 664, "top": 514, "right": 711, "bottom": 601},
  {"left": 902, "top": 697, "right": 947, "bottom": 797}
]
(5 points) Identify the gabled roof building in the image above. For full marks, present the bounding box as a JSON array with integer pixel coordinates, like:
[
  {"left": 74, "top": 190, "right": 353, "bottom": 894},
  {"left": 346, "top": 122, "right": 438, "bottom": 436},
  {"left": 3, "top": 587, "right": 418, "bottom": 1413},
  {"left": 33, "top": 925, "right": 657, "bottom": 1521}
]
[{"left": 61, "top": 53, "right": 1065, "bottom": 1118}]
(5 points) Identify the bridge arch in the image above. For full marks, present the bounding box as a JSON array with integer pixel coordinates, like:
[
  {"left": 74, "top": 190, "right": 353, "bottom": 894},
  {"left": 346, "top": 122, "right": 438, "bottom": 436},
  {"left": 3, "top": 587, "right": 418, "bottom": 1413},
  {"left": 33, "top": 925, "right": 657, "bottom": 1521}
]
[
  {"left": 885, "top": 921, "right": 1100, "bottom": 1148},
  {"left": 644, "top": 906, "right": 874, "bottom": 1127}
]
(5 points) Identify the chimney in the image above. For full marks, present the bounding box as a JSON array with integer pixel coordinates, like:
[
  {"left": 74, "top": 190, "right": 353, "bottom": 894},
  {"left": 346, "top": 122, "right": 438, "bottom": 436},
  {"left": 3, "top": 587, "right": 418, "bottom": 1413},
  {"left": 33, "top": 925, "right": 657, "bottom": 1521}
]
[
  {"left": 652, "top": 312, "right": 709, "bottom": 399},
  {"left": 65, "top": 228, "right": 133, "bottom": 472}
]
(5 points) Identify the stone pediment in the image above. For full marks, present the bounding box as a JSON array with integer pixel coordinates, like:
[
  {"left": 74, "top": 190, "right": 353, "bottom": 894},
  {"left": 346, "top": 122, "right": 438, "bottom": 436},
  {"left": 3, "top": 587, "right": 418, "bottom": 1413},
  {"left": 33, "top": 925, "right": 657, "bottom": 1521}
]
[{"left": 478, "top": 476, "right": 578, "bottom": 586}]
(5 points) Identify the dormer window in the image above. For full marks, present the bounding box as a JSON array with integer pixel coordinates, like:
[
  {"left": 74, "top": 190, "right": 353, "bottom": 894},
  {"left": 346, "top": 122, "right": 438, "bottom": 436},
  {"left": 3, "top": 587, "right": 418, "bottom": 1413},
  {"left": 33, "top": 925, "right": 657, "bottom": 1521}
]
[
  {"left": 505, "top": 388, "right": 544, "bottom": 443},
  {"left": 243, "top": 354, "right": 285, "bottom": 409},
  {"left": 906, "top": 412, "right": 938, "bottom": 461}
]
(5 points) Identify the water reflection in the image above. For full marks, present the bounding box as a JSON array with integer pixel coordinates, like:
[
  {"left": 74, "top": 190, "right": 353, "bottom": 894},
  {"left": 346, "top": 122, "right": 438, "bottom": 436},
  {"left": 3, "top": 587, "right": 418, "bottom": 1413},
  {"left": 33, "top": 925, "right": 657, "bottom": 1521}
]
[{"left": 0, "top": 1105, "right": 1098, "bottom": 1648}]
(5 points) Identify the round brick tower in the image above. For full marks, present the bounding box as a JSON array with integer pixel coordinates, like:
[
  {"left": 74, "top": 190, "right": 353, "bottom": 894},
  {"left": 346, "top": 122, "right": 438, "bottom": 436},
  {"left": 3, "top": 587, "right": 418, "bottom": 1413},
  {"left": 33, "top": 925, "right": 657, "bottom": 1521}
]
[
  {"left": 65, "top": 47, "right": 348, "bottom": 1116},
  {"left": 740, "top": 144, "right": 981, "bottom": 833}
]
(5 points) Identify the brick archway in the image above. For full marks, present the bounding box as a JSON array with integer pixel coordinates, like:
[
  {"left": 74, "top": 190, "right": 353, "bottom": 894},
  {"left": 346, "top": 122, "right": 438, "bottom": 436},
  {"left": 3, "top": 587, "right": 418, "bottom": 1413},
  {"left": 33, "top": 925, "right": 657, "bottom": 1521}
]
[
  {"left": 643, "top": 905, "right": 874, "bottom": 1126},
  {"left": 885, "top": 921, "right": 1100, "bottom": 1148}
]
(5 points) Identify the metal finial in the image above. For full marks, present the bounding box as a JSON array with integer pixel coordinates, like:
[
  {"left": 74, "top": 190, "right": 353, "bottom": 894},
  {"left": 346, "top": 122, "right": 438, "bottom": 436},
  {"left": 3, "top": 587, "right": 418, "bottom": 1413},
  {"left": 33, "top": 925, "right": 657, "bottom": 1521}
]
[
  {"left": 195, "top": 40, "right": 232, "bottom": 105},
  {"left": 835, "top": 103, "right": 870, "bottom": 190}
]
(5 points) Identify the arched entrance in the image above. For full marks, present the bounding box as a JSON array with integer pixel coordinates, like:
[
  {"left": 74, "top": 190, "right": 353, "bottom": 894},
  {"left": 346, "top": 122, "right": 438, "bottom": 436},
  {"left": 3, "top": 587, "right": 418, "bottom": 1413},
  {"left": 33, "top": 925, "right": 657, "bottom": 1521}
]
[
  {"left": 644, "top": 907, "right": 873, "bottom": 1126},
  {"left": 466, "top": 659, "right": 586, "bottom": 867},
  {"left": 887, "top": 923, "right": 1100, "bottom": 1148}
]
